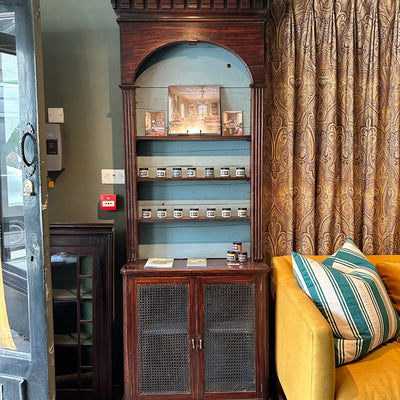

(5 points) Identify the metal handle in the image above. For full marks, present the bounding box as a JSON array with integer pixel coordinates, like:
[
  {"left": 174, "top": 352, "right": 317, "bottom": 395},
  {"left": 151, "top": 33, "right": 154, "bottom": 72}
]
[
  {"left": 191, "top": 338, "right": 196, "bottom": 349},
  {"left": 199, "top": 338, "right": 203, "bottom": 350},
  {"left": 19, "top": 122, "right": 36, "bottom": 176}
]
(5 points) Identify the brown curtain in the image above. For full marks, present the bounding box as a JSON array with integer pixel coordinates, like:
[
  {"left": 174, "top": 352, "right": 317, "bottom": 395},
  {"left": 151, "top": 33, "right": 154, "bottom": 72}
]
[{"left": 264, "top": 0, "right": 400, "bottom": 261}]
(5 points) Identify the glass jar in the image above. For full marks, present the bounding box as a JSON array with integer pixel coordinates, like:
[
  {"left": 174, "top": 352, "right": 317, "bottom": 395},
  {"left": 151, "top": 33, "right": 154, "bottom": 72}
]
[
  {"left": 238, "top": 207, "right": 247, "bottom": 217},
  {"left": 233, "top": 241, "right": 242, "bottom": 252},
  {"left": 173, "top": 208, "right": 183, "bottom": 218},
  {"left": 187, "top": 167, "right": 197, "bottom": 177},
  {"left": 156, "top": 167, "right": 167, "bottom": 178},
  {"left": 220, "top": 167, "right": 230, "bottom": 177},
  {"left": 157, "top": 208, "right": 167, "bottom": 218},
  {"left": 222, "top": 208, "right": 231, "bottom": 218},
  {"left": 172, "top": 167, "right": 182, "bottom": 178},
  {"left": 238, "top": 252, "right": 248, "bottom": 263},
  {"left": 205, "top": 167, "right": 214, "bottom": 178},
  {"left": 235, "top": 167, "right": 246, "bottom": 177},
  {"left": 139, "top": 168, "right": 149, "bottom": 178},
  {"left": 189, "top": 208, "right": 199, "bottom": 218},
  {"left": 206, "top": 208, "right": 216, "bottom": 218},
  {"left": 227, "top": 250, "right": 237, "bottom": 262},
  {"left": 142, "top": 209, "right": 151, "bottom": 218}
]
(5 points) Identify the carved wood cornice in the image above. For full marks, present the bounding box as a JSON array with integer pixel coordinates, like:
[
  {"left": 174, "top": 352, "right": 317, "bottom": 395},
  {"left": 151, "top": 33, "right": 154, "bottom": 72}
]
[{"left": 111, "top": 0, "right": 268, "bottom": 21}]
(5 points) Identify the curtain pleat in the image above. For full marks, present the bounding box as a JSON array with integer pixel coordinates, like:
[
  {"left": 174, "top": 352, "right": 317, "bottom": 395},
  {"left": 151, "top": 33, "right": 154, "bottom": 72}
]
[{"left": 264, "top": 0, "right": 400, "bottom": 261}]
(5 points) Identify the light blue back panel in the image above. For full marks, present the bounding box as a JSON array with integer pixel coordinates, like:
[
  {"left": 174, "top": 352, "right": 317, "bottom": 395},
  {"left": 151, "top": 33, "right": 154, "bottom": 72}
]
[
  {"left": 137, "top": 139, "right": 250, "bottom": 157},
  {"left": 138, "top": 181, "right": 250, "bottom": 201},
  {"left": 135, "top": 42, "right": 252, "bottom": 259},
  {"left": 139, "top": 222, "right": 250, "bottom": 244}
]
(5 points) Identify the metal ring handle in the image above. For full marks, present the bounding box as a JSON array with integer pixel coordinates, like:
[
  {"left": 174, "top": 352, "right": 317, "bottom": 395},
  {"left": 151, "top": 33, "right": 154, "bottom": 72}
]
[{"left": 19, "top": 122, "right": 36, "bottom": 176}]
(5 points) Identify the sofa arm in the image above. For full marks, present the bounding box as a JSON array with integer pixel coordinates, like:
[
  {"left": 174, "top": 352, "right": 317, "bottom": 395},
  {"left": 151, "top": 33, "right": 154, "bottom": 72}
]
[{"left": 273, "top": 256, "right": 335, "bottom": 400}]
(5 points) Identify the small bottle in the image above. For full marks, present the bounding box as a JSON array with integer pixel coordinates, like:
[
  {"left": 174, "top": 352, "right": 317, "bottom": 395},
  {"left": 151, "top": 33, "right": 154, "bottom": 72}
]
[
  {"left": 172, "top": 167, "right": 182, "bottom": 178},
  {"left": 173, "top": 208, "right": 183, "bottom": 218},
  {"left": 235, "top": 167, "right": 246, "bottom": 177},
  {"left": 157, "top": 208, "right": 167, "bottom": 218},
  {"left": 220, "top": 167, "right": 230, "bottom": 177},
  {"left": 139, "top": 168, "right": 149, "bottom": 178},
  {"left": 205, "top": 167, "right": 215, "bottom": 178},
  {"left": 189, "top": 208, "right": 199, "bottom": 218},
  {"left": 238, "top": 208, "right": 247, "bottom": 217},
  {"left": 187, "top": 167, "right": 197, "bottom": 177},
  {"left": 142, "top": 209, "right": 151, "bottom": 218},
  {"left": 222, "top": 208, "right": 231, "bottom": 218},
  {"left": 157, "top": 168, "right": 167, "bottom": 178},
  {"left": 206, "top": 208, "right": 216, "bottom": 218}
]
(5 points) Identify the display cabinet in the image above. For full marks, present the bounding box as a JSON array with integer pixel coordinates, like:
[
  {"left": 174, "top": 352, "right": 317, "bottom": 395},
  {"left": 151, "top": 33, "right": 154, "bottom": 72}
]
[
  {"left": 111, "top": 0, "right": 268, "bottom": 398},
  {"left": 122, "top": 261, "right": 268, "bottom": 400},
  {"left": 49, "top": 223, "right": 114, "bottom": 400}
]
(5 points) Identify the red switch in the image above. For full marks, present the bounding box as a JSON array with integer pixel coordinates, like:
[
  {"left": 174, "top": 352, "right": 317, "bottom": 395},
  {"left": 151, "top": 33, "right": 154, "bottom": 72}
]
[{"left": 100, "top": 194, "right": 117, "bottom": 210}]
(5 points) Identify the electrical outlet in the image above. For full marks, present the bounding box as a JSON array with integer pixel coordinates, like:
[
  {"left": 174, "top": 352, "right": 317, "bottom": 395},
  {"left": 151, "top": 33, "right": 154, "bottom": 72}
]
[{"left": 101, "top": 169, "right": 125, "bottom": 184}]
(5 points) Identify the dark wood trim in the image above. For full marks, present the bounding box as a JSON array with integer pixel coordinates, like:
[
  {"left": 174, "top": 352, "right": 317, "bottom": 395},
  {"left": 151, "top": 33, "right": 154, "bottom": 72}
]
[
  {"left": 121, "top": 88, "right": 138, "bottom": 262},
  {"left": 251, "top": 87, "right": 264, "bottom": 262}
]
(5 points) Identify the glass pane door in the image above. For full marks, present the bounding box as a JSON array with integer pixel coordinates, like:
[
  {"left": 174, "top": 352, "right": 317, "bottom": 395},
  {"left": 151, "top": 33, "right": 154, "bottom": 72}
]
[
  {"left": 0, "top": 0, "right": 54, "bottom": 398},
  {"left": 0, "top": 8, "right": 29, "bottom": 353}
]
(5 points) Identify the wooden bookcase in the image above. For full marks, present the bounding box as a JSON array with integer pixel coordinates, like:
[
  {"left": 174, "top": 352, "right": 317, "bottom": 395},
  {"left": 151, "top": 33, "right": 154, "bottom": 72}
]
[{"left": 111, "top": 1, "right": 268, "bottom": 398}]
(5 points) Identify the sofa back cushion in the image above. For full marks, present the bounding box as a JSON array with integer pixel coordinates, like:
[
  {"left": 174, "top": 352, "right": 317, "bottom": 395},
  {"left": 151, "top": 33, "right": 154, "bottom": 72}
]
[
  {"left": 292, "top": 238, "right": 400, "bottom": 366},
  {"left": 375, "top": 262, "right": 400, "bottom": 317}
]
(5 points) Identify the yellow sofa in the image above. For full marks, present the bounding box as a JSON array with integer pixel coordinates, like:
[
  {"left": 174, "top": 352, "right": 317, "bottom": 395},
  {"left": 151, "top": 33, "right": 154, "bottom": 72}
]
[{"left": 273, "top": 255, "right": 400, "bottom": 400}]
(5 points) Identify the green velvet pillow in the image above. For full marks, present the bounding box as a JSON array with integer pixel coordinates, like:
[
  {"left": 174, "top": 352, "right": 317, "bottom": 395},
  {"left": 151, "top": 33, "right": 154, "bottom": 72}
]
[{"left": 292, "top": 238, "right": 400, "bottom": 366}]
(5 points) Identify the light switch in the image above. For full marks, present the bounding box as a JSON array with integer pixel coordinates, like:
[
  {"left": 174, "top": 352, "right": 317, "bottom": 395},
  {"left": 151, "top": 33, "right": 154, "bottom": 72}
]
[{"left": 48, "top": 108, "right": 64, "bottom": 123}]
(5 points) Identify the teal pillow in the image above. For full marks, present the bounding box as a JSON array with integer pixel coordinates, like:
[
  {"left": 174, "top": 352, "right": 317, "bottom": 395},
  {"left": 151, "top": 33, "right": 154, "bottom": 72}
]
[{"left": 292, "top": 238, "right": 400, "bottom": 366}]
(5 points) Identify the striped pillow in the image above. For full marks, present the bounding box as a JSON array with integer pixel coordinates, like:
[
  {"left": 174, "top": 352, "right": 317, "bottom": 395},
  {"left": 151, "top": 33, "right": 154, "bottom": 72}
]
[{"left": 292, "top": 238, "right": 400, "bottom": 366}]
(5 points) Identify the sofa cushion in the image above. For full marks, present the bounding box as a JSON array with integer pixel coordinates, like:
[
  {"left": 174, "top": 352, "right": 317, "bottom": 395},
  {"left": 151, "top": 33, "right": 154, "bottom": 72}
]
[
  {"left": 376, "top": 262, "right": 400, "bottom": 316},
  {"left": 292, "top": 238, "right": 400, "bottom": 366},
  {"left": 335, "top": 341, "right": 400, "bottom": 400}
]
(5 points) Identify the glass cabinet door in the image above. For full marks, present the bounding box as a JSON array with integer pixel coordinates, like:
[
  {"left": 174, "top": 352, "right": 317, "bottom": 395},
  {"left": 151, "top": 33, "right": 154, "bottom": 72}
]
[{"left": 51, "top": 252, "right": 94, "bottom": 393}]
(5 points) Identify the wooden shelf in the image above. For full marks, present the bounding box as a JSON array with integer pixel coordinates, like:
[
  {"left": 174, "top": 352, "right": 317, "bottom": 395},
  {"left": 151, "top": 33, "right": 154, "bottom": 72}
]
[
  {"left": 138, "top": 216, "right": 251, "bottom": 223},
  {"left": 137, "top": 176, "right": 250, "bottom": 182},
  {"left": 136, "top": 135, "right": 251, "bottom": 141}
]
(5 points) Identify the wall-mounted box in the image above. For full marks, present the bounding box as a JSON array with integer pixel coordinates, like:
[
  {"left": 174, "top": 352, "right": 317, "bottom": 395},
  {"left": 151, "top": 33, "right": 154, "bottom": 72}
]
[{"left": 46, "top": 123, "right": 64, "bottom": 171}]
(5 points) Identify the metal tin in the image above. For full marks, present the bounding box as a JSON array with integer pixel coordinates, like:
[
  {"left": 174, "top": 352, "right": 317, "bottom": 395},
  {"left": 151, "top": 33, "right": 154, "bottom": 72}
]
[
  {"left": 222, "top": 208, "right": 231, "bottom": 218},
  {"left": 235, "top": 167, "right": 246, "bottom": 177},
  {"left": 173, "top": 208, "right": 183, "bottom": 218},
  {"left": 142, "top": 209, "right": 151, "bottom": 218},
  {"left": 172, "top": 167, "right": 182, "bottom": 178},
  {"left": 227, "top": 250, "right": 237, "bottom": 262},
  {"left": 220, "top": 167, "right": 230, "bottom": 177},
  {"left": 238, "top": 207, "right": 247, "bottom": 217},
  {"left": 139, "top": 168, "right": 149, "bottom": 178},
  {"left": 238, "top": 252, "right": 248, "bottom": 263},
  {"left": 156, "top": 168, "right": 167, "bottom": 178},
  {"left": 189, "top": 208, "right": 199, "bottom": 218},
  {"left": 233, "top": 241, "right": 242, "bottom": 252},
  {"left": 205, "top": 167, "right": 215, "bottom": 177},
  {"left": 187, "top": 167, "right": 197, "bottom": 177},
  {"left": 157, "top": 208, "right": 167, "bottom": 218},
  {"left": 206, "top": 208, "right": 216, "bottom": 218}
]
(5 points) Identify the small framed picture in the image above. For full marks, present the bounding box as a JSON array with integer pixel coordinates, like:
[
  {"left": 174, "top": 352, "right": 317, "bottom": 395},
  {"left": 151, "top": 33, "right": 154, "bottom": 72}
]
[
  {"left": 223, "top": 111, "right": 243, "bottom": 136},
  {"left": 145, "top": 111, "right": 166, "bottom": 136}
]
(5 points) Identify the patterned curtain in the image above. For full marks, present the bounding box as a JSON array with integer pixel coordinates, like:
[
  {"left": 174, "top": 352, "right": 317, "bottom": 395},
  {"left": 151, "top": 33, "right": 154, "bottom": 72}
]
[{"left": 264, "top": 0, "right": 400, "bottom": 261}]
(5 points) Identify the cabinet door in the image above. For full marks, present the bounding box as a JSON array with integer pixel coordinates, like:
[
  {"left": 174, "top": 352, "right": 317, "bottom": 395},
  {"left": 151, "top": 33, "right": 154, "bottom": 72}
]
[
  {"left": 197, "top": 277, "right": 261, "bottom": 399},
  {"left": 132, "top": 277, "right": 196, "bottom": 399}
]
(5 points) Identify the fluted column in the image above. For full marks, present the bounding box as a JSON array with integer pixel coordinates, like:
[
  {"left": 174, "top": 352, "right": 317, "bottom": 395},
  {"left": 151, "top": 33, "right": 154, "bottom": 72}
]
[{"left": 251, "top": 85, "right": 264, "bottom": 262}]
